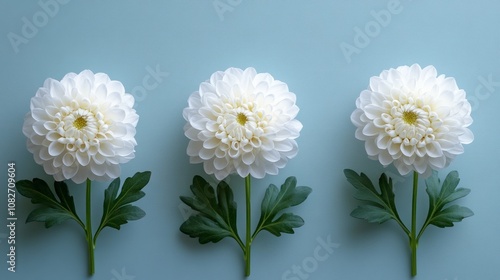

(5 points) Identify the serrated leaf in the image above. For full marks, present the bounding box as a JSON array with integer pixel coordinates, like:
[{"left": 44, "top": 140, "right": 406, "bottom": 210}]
[
  {"left": 428, "top": 205, "right": 474, "bottom": 228},
  {"left": 424, "top": 170, "right": 473, "bottom": 229},
  {"left": 179, "top": 176, "right": 242, "bottom": 246},
  {"left": 344, "top": 169, "right": 408, "bottom": 233},
  {"left": 16, "top": 179, "right": 84, "bottom": 229},
  {"left": 181, "top": 215, "right": 233, "bottom": 244},
  {"left": 100, "top": 205, "right": 146, "bottom": 230},
  {"left": 26, "top": 207, "right": 77, "bottom": 228},
  {"left": 253, "top": 176, "right": 312, "bottom": 237},
  {"left": 351, "top": 205, "right": 394, "bottom": 223},
  {"left": 258, "top": 213, "right": 304, "bottom": 236},
  {"left": 95, "top": 171, "right": 150, "bottom": 239}
]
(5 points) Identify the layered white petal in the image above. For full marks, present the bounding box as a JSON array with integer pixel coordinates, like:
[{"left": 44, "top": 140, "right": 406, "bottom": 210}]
[
  {"left": 23, "top": 70, "right": 138, "bottom": 184},
  {"left": 351, "top": 64, "right": 473, "bottom": 176},
  {"left": 184, "top": 67, "right": 301, "bottom": 180}
]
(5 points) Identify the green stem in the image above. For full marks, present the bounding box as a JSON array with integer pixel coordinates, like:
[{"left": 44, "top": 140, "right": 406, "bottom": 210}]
[
  {"left": 86, "top": 179, "right": 95, "bottom": 276},
  {"left": 244, "top": 175, "right": 251, "bottom": 277},
  {"left": 410, "top": 171, "right": 418, "bottom": 277}
]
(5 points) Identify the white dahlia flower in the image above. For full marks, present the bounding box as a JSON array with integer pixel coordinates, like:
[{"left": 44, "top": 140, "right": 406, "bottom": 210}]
[
  {"left": 351, "top": 64, "right": 473, "bottom": 176},
  {"left": 183, "top": 67, "right": 302, "bottom": 180},
  {"left": 23, "top": 70, "right": 139, "bottom": 184}
]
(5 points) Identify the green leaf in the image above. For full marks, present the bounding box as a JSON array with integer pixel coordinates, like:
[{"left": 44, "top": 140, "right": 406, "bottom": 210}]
[
  {"left": 16, "top": 179, "right": 84, "bottom": 229},
  {"left": 344, "top": 169, "right": 409, "bottom": 234},
  {"left": 257, "top": 213, "right": 305, "bottom": 236},
  {"left": 94, "top": 171, "right": 150, "bottom": 240},
  {"left": 428, "top": 205, "right": 474, "bottom": 228},
  {"left": 253, "top": 176, "right": 312, "bottom": 238},
  {"left": 26, "top": 207, "right": 77, "bottom": 228},
  {"left": 424, "top": 170, "right": 473, "bottom": 229},
  {"left": 350, "top": 204, "right": 394, "bottom": 223},
  {"left": 179, "top": 176, "right": 243, "bottom": 248}
]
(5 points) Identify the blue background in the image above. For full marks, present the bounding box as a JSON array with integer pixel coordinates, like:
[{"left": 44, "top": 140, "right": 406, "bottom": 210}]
[{"left": 1, "top": 0, "right": 499, "bottom": 279}]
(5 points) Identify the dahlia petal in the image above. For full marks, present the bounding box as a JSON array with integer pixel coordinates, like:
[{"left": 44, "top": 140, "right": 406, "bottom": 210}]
[
  {"left": 274, "top": 140, "right": 293, "bottom": 152},
  {"left": 31, "top": 108, "right": 51, "bottom": 123},
  {"left": 354, "top": 127, "right": 367, "bottom": 140},
  {"left": 31, "top": 134, "right": 46, "bottom": 145},
  {"left": 394, "top": 161, "right": 411, "bottom": 176},
  {"left": 38, "top": 147, "right": 52, "bottom": 161},
  {"left": 71, "top": 170, "right": 89, "bottom": 184},
  {"left": 98, "top": 142, "right": 115, "bottom": 157},
  {"left": 32, "top": 121, "right": 48, "bottom": 136},
  {"left": 365, "top": 140, "right": 379, "bottom": 157},
  {"left": 105, "top": 164, "right": 120, "bottom": 179},
  {"left": 187, "top": 141, "right": 203, "bottom": 157},
  {"left": 199, "top": 148, "right": 215, "bottom": 160},
  {"left": 62, "top": 164, "right": 78, "bottom": 180},
  {"left": 48, "top": 79, "right": 66, "bottom": 98},
  {"left": 240, "top": 68, "right": 256, "bottom": 92},
  {"left": 268, "top": 82, "right": 289, "bottom": 96},
  {"left": 260, "top": 137, "right": 274, "bottom": 150},
  {"left": 107, "top": 80, "right": 125, "bottom": 95},
  {"left": 250, "top": 163, "right": 266, "bottom": 179},
  {"left": 429, "top": 154, "right": 447, "bottom": 169},
  {"left": 43, "top": 161, "right": 58, "bottom": 175},
  {"left": 76, "top": 151, "right": 91, "bottom": 166},
  {"left": 254, "top": 81, "right": 269, "bottom": 94},
  {"left": 262, "top": 150, "right": 280, "bottom": 162},
  {"left": 235, "top": 163, "right": 250, "bottom": 178},
  {"left": 48, "top": 141, "right": 65, "bottom": 156},
  {"left": 400, "top": 143, "right": 415, "bottom": 157},
  {"left": 203, "top": 137, "right": 220, "bottom": 149},
  {"left": 62, "top": 153, "right": 75, "bottom": 166},
  {"left": 459, "top": 128, "right": 474, "bottom": 144},
  {"left": 90, "top": 161, "right": 106, "bottom": 176},
  {"left": 378, "top": 151, "right": 393, "bottom": 166},
  {"left": 242, "top": 152, "right": 255, "bottom": 165},
  {"left": 426, "top": 142, "right": 443, "bottom": 158},
  {"left": 413, "top": 158, "right": 428, "bottom": 174},
  {"left": 362, "top": 123, "right": 380, "bottom": 136},
  {"left": 214, "top": 156, "right": 229, "bottom": 170}
]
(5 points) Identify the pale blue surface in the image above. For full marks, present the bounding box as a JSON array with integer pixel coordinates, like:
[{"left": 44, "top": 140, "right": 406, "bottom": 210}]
[{"left": 1, "top": 0, "right": 499, "bottom": 279}]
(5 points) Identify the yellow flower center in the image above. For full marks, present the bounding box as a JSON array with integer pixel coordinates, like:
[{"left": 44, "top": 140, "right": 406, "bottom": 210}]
[
  {"left": 402, "top": 111, "right": 418, "bottom": 125},
  {"left": 73, "top": 116, "right": 87, "bottom": 130},
  {"left": 236, "top": 113, "right": 248, "bottom": 125}
]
